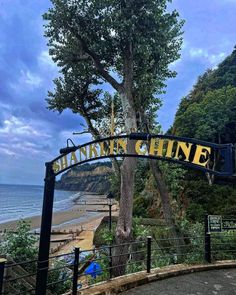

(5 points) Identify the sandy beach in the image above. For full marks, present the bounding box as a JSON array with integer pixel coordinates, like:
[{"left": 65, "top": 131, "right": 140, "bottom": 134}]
[{"left": 0, "top": 192, "right": 119, "bottom": 252}]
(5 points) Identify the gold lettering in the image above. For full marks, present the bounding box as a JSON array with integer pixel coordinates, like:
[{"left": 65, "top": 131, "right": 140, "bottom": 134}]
[
  {"left": 165, "top": 140, "right": 175, "bottom": 158},
  {"left": 149, "top": 138, "right": 164, "bottom": 157},
  {"left": 117, "top": 139, "right": 127, "bottom": 154},
  {"left": 135, "top": 140, "right": 147, "bottom": 155},
  {"left": 52, "top": 161, "right": 60, "bottom": 173},
  {"left": 192, "top": 145, "right": 211, "bottom": 167},
  {"left": 89, "top": 144, "right": 98, "bottom": 158},
  {"left": 70, "top": 152, "right": 78, "bottom": 165},
  {"left": 99, "top": 142, "right": 107, "bottom": 156},
  {"left": 109, "top": 140, "right": 115, "bottom": 155},
  {"left": 174, "top": 141, "right": 193, "bottom": 162},
  {"left": 60, "top": 156, "right": 68, "bottom": 170},
  {"left": 79, "top": 146, "right": 87, "bottom": 161}
]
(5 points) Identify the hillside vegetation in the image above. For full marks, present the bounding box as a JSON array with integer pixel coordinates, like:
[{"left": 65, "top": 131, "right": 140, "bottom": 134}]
[{"left": 133, "top": 47, "right": 236, "bottom": 222}]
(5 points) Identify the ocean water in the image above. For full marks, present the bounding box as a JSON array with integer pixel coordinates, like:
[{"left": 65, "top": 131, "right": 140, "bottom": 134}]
[{"left": 0, "top": 184, "right": 77, "bottom": 224}]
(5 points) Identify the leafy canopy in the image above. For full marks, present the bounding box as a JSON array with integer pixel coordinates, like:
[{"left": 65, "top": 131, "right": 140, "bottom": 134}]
[
  {"left": 174, "top": 86, "right": 236, "bottom": 142},
  {"left": 45, "top": 0, "right": 184, "bottom": 122},
  {"left": 174, "top": 47, "right": 236, "bottom": 142}
]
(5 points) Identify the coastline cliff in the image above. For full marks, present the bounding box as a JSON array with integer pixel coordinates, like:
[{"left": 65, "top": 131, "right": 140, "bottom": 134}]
[{"left": 55, "top": 162, "right": 112, "bottom": 193}]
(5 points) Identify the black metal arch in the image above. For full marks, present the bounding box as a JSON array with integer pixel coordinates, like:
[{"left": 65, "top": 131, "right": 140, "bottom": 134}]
[
  {"left": 52, "top": 133, "right": 234, "bottom": 177},
  {"left": 35, "top": 133, "right": 235, "bottom": 295}
]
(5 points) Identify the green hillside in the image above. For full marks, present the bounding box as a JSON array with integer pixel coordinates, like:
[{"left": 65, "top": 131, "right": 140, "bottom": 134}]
[
  {"left": 173, "top": 46, "right": 236, "bottom": 143},
  {"left": 168, "top": 47, "right": 236, "bottom": 221}
]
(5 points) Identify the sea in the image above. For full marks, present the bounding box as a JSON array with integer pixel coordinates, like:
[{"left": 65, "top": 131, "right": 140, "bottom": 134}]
[{"left": 0, "top": 184, "right": 78, "bottom": 224}]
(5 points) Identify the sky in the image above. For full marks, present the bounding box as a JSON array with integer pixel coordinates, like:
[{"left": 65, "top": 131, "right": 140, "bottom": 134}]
[{"left": 0, "top": 0, "right": 235, "bottom": 185}]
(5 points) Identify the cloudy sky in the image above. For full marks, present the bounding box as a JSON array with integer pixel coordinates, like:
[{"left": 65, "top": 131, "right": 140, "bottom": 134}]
[{"left": 0, "top": 0, "right": 235, "bottom": 185}]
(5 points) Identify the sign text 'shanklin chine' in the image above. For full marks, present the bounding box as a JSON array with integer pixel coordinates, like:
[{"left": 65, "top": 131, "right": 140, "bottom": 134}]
[{"left": 52, "top": 137, "right": 212, "bottom": 174}]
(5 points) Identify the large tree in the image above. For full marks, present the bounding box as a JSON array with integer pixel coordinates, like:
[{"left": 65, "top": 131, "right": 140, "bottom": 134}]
[{"left": 44, "top": 0, "right": 183, "bottom": 275}]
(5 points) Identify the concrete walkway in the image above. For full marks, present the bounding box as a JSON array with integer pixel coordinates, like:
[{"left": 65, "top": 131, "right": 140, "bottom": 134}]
[{"left": 122, "top": 269, "right": 236, "bottom": 295}]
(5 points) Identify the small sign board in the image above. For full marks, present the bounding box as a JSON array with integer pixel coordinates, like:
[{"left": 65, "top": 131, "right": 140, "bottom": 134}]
[
  {"left": 208, "top": 215, "right": 222, "bottom": 233},
  {"left": 222, "top": 219, "right": 236, "bottom": 231}
]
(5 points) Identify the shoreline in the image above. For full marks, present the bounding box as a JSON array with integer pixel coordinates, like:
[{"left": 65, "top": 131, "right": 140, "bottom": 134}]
[
  {"left": 0, "top": 192, "right": 116, "bottom": 232},
  {"left": 0, "top": 192, "right": 119, "bottom": 253}
]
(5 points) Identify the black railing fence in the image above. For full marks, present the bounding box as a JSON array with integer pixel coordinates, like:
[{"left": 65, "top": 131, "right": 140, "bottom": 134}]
[{"left": 1, "top": 218, "right": 236, "bottom": 295}]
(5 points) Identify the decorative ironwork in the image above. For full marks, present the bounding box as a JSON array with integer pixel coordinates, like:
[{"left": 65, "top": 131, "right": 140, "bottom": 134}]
[{"left": 52, "top": 133, "right": 235, "bottom": 177}]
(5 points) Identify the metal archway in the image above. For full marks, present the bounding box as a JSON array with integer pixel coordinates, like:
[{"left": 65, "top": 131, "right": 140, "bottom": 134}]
[{"left": 35, "top": 133, "right": 236, "bottom": 294}]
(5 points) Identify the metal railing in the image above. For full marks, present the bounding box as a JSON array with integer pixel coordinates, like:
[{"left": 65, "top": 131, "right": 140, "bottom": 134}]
[{"left": 1, "top": 224, "right": 236, "bottom": 294}]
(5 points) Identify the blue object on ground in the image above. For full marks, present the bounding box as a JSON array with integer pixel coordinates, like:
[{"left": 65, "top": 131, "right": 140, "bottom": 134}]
[{"left": 85, "top": 262, "right": 102, "bottom": 279}]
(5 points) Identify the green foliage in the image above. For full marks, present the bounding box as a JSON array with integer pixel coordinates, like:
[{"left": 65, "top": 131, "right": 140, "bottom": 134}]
[
  {"left": 0, "top": 220, "right": 38, "bottom": 271},
  {"left": 150, "top": 219, "right": 205, "bottom": 267},
  {"left": 95, "top": 218, "right": 148, "bottom": 246},
  {"left": 134, "top": 160, "right": 150, "bottom": 195},
  {"left": 178, "top": 219, "right": 204, "bottom": 264},
  {"left": 109, "top": 166, "right": 121, "bottom": 199},
  {"left": 44, "top": 0, "right": 184, "bottom": 146},
  {"left": 93, "top": 221, "right": 117, "bottom": 247},
  {"left": 159, "top": 162, "right": 186, "bottom": 200},
  {"left": 0, "top": 220, "right": 72, "bottom": 294},
  {"left": 185, "top": 203, "right": 206, "bottom": 222},
  {"left": 133, "top": 161, "right": 161, "bottom": 218},
  {"left": 101, "top": 223, "right": 116, "bottom": 244},
  {"left": 185, "top": 180, "right": 236, "bottom": 222},
  {"left": 47, "top": 260, "right": 72, "bottom": 294},
  {"left": 175, "top": 86, "right": 236, "bottom": 143},
  {"left": 132, "top": 218, "right": 149, "bottom": 239},
  {"left": 174, "top": 47, "right": 236, "bottom": 144},
  {"left": 175, "top": 47, "right": 236, "bottom": 120},
  {"left": 211, "top": 231, "right": 236, "bottom": 261},
  {"left": 44, "top": 0, "right": 184, "bottom": 108},
  {"left": 125, "top": 259, "right": 145, "bottom": 274},
  {"left": 170, "top": 48, "right": 236, "bottom": 224},
  {"left": 133, "top": 195, "right": 150, "bottom": 218}
]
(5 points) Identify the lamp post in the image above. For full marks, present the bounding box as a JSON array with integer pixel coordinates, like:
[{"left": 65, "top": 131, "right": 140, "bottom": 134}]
[
  {"left": 107, "top": 192, "right": 115, "bottom": 231},
  {"left": 106, "top": 192, "right": 115, "bottom": 279}
]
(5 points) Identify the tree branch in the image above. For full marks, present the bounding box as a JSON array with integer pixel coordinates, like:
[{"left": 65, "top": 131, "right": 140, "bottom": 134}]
[{"left": 69, "top": 27, "right": 122, "bottom": 92}]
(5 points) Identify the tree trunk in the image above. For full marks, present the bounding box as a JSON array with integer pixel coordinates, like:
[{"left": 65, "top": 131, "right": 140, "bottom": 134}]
[
  {"left": 112, "top": 89, "right": 137, "bottom": 277},
  {"left": 205, "top": 149, "right": 218, "bottom": 186},
  {"left": 149, "top": 160, "right": 184, "bottom": 257},
  {"left": 113, "top": 151, "right": 137, "bottom": 276}
]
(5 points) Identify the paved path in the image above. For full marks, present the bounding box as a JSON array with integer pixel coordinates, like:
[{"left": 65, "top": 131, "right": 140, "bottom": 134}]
[{"left": 122, "top": 269, "right": 236, "bottom": 295}]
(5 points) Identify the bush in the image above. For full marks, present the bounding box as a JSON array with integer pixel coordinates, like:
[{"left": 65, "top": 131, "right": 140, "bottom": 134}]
[
  {"left": 47, "top": 260, "right": 72, "bottom": 294},
  {"left": 0, "top": 220, "right": 38, "bottom": 272},
  {"left": 0, "top": 220, "right": 72, "bottom": 294}
]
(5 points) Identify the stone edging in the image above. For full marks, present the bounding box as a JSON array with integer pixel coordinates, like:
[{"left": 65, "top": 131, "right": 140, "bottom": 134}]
[{"left": 70, "top": 260, "right": 236, "bottom": 295}]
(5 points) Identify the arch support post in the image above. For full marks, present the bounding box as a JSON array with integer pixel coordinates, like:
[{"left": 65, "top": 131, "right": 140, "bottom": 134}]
[{"left": 36, "top": 162, "right": 55, "bottom": 295}]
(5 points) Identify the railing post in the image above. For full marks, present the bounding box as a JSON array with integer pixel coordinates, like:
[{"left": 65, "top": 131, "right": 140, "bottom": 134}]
[
  {"left": 0, "top": 258, "right": 6, "bottom": 295},
  {"left": 146, "top": 236, "right": 152, "bottom": 273},
  {"left": 72, "top": 247, "right": 80, "bottom": 295},
  {"left": 109, "top": 245, "right": 112, "bottom": 280},
  {"left": 204, "top": 214, "right": 211, "bottom": 263}
]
